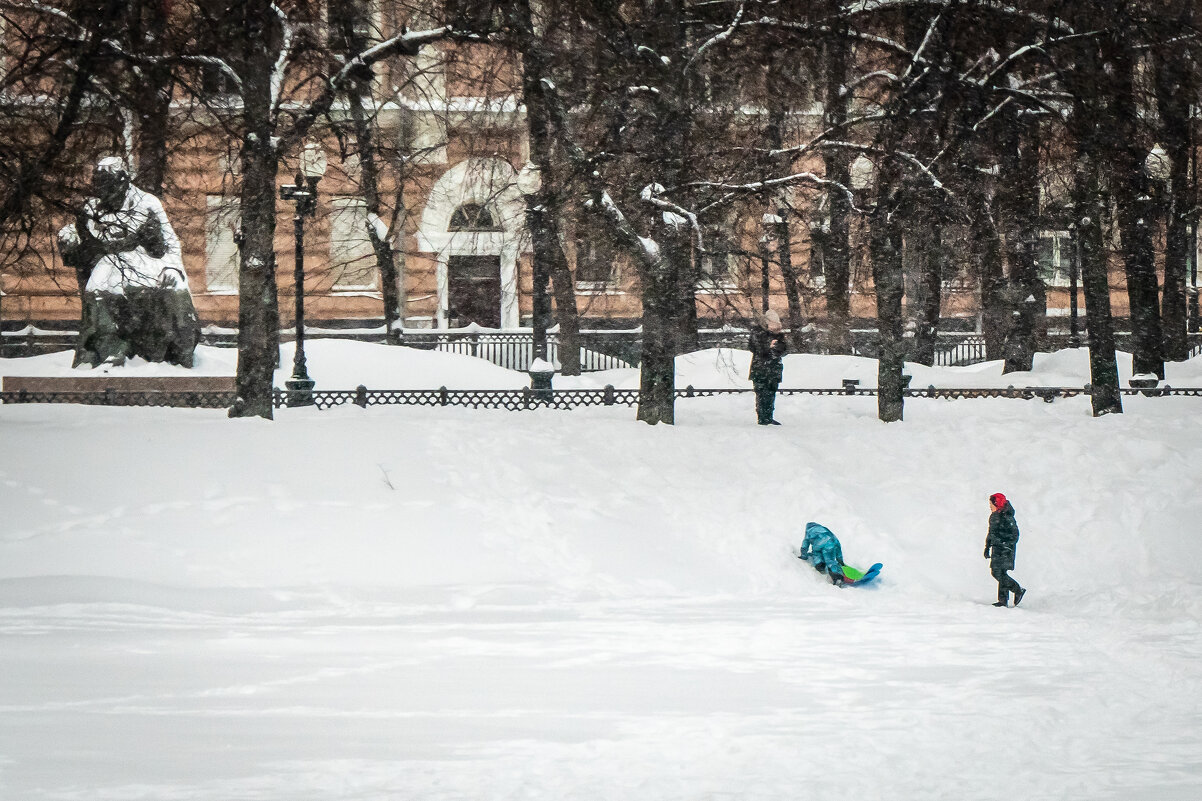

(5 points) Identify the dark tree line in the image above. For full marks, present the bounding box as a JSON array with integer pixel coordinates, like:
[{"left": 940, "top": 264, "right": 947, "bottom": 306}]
[{"left": 3, "top": 1, "right": 1200, "bottom": 421}]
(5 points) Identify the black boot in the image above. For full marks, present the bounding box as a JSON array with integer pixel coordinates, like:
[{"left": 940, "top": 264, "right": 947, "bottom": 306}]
[
  {"left": 1013, "top": 587, "right": 1026, "bottom": 606},
  {"left": 993, "top": 587, "right": 1009, "bottom": 607}
]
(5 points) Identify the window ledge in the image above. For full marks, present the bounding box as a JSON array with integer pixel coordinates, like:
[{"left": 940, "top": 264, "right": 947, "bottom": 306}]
[{"left": 575, "top": 281, "right": 623, "bottom": 295}]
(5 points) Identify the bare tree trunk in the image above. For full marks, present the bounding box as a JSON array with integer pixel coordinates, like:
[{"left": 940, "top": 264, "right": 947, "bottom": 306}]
[
  {"left": 900, "top": 10, "right": 944, "bottom": 369},
  {"left": 1110, "top": 37, "right": 1164, "bottom": 379},
  {"left": 638, "top": 228, "right": 685, "bottom": 426},
  {"left": 822, "top": 27, "right": 853, "bottom": 354},
  {"left": 634, "top": 0, "right": 693, "bottom": 424},
  {"left": 1074, "top": 146, "right": 1124, "bottom": 416},
  {"left": 907, "top": 219, "right": 942, "bottom": 367},
  {"left": 128, "top": 0, "right": 172, "bottom": 196},
  {"left": 1154, "top": 29, "right": 1193, "bottom": 362},
  {"left": 345, "top": 89, "right": 402, "bottom": 344},
  {"left": 230, "top": 0, "right": 280, "bottom": 419},
  {"left": 998, "top": 106, "right": 1044, "bottom": 374},
  {"left": 766, "top": 107, "right": 806, "bottom": 351},
  {"left": 510, "top": 0, "right": 582, "bottom": 374},
  {"left": 870, "top": 199, "right": 906, "bottom": 422},
  {"left": 0, "top": 1, "right": 123, "bottom": 248}
]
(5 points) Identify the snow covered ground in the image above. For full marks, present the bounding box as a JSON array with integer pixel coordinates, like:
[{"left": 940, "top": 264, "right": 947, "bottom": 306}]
[{"left": 2, "top": 342, "right": 1202, "bottom": 800}]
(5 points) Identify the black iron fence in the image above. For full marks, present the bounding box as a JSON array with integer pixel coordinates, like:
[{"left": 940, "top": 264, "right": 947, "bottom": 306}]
[
  {"left": 4, "top": 383, "right": 1200, "bottom": 410},
  {"left": 4, "top": 325, "right": 1200, "bottom": 370}
]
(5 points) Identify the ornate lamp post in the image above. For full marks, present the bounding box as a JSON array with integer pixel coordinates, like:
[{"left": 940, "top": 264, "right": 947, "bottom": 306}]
[
  {"left": 517, "top": 161, "right": 554, "bottom": 397},
  {"left": 1146, "top": 143, "right": 1200, "bottom": 336},
  {"left": 1067, "top": 213, "right": 1082, "bottom": 349},
  {"left": 1191, "top": 226, "right": 1200, "bottom": 334},
  {"left": 848, "top": 155, "right": 876, "bottom": 353},
  {"left": 279, "top": 142, "right": 326, "bottom": 407},
  {"left": 757, "top": 229, "right": 772, "bottom": 312}
]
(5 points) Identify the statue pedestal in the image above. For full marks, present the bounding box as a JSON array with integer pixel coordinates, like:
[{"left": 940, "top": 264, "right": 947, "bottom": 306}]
[{"left": 2, "top": 375, "right": 235, "bottom": 406}]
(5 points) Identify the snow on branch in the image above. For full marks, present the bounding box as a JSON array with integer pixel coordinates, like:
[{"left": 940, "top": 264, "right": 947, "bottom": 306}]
[
  {"left": 693, "top": 172, "right": 858, "bottom": 217},
  {"left": 684, "top": 3, "right": 745, "bottom": 75},
  {"left": 5, "top": 0, "right": 75, "bottom": 27},
  {"left": 270, "top": 3, "right": 294, "bottom": 112},
  {"left": 898, "top": 10, "right": 944, "bottom": 85},
  {"left": 743, "top": 18, "right": 924, "bottom": 66},
  {"left": 642, "top": 184, "right": 703, "bottom": 252},
  {"left": 332, "top": 26, "right": 455, "bottom": 93},
  {"left": 841, "top": 0, "right": 1073, "bottom": 35},
  {"left": 537, "top": 77, "right": 666, "bottom": 273},
  {"left": 95, "top": 44, "right": 245, "bottom": 96},
  {"left": 976, "top": 31, "right": 1103, "bottom": 91},
  {"left": 12, "top": 2, "right": 246, "bottom": 97},
  {"left": 279, "top": 26, "right": 455, "bottom": 154},
  {"left": 842, "top": 70, "right": 901, "bottom": 95}
]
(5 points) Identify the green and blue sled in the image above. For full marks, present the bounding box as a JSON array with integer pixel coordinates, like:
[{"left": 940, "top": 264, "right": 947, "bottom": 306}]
[{"left": 797, "top": 552, "right": 883, "bottom": 586}]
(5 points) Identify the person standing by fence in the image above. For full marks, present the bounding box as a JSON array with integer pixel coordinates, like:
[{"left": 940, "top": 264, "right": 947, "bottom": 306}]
[{"left": 748, "top": 310, "right": 787, "bottom": 425}]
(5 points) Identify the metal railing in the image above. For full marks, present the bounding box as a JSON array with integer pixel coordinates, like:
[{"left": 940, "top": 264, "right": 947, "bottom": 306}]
[
  {"left": 4, "top": 326, "right": 1200, "bottom": 370},
  {"left": 4, "top": 383, "right": 1200, "bottom": 410}
]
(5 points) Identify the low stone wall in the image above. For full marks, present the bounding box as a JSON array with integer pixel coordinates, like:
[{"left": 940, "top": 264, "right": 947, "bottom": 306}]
[{"left": 2, "top": 375, "right": 235, "bottom": 405}]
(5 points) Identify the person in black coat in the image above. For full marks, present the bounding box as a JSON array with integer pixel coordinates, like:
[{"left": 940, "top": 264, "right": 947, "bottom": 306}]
[
  {"left": 984, "top": 492, "right": 1026, "bottom": 607},
  {"left": 748, "top": 310, "right": 787, "bottom": 425}
]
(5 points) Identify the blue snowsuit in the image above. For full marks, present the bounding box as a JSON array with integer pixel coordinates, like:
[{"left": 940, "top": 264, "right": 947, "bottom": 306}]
[{"left": 800, "top": 522, "right": 844, "bottom": 579}]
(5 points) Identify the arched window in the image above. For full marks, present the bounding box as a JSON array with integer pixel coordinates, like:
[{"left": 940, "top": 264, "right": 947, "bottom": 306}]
[{"left": 448, "top": 203, "right": 500, "bottom": 232}]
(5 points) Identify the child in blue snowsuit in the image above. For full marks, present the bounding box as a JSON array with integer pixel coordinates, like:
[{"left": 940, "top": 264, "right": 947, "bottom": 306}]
[{"left": 800, "top": 522, "right": 846, "bottom": 585}]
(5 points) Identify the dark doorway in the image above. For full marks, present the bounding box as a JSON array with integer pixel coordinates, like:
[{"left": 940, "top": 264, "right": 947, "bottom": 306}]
[{"left": 447, "top": 255, "right": 502, "bottom": 328}]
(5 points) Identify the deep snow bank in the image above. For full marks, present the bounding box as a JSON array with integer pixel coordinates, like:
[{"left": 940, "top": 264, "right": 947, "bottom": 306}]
[{"left": 2, "top": 343, "right": 1200, "bottom": 622}]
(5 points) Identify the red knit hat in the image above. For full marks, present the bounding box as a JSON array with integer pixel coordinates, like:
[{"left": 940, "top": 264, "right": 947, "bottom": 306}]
[{"left": 989, "top": 493, "right": 1008, "bottom": 509}]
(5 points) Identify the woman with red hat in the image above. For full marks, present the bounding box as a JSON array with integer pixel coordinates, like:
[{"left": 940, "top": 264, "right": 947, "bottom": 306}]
[{"left": 984, "top": 493, "right": 1026, "bottom": 607}]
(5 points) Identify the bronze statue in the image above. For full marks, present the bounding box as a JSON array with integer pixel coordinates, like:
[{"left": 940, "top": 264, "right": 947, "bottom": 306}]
[{"left": 58, "top": 157, "right": 200, "bottom": 367}]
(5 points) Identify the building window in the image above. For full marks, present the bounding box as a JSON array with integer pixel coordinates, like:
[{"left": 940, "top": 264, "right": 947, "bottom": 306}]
[
  {"left": 199, "top": 63, "right": 239, "bottom": 101},
  {"left": 941, "top": 224, "right": 973, "bottom": 289},
  {"left": 329, "top": 0, "right": 374, "bottom": 57},
  {"left": 574, "top": 228, "right": 617, "bottom": 288},
  {"left": 448, "top": 203, "right": 500, "bottom": 232},
  {"left": 330, "top": 196, "right": 379, "bottom": 290},
  {"left": 204, "top": 196, "right": 240, "bottom": 293},
  {"left": 1037, "top": 230, "right": 1076, "bottom": 287},
  {"left": 699, "top": 223, "right": 738, "bottom": 286}
]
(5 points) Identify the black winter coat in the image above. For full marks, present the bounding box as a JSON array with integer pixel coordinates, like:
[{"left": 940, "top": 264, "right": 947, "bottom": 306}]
[
  {"left": 748, "top": 325, "right": 787, "bottom": 385},
  {"left": 985, "top": 501, "right": 1020, "bottom": 571}
]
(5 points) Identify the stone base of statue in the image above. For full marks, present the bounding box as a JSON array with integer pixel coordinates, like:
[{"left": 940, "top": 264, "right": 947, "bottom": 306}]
[
  {"left": 2, "top": 374, "right": 235, "bottom": 407},
  {"left": 74, "top": 287, "right": 200, "bottom": 368}
]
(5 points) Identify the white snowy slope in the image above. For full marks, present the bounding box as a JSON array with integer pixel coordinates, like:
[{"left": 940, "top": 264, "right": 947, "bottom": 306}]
[{"left": 1, "top": 342, "right": 1201, "bottom": 801}]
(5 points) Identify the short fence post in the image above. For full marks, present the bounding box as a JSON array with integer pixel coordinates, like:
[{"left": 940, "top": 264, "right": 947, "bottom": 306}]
[
  {"left": 603, "top": 384, "right": 615, "bottom": 406},
  {"left": 439, "top": 386, "right": 449, "bottom": 406},
  {"left": 842, "top": 379, "right": 859, "bottom": 394},
  {"left": 355, "top": 385, "right": 368, "bottom": 408},
  {"left": 685, "top": 384, "right": 695, "bottom": 398}
]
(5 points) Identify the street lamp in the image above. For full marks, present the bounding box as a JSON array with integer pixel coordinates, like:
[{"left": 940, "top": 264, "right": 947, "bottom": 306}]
[
  {"left": 1145, "top": 143, "right": 1199, "bottom": 334},
  {"left": 517, "top": 160, "right": 554, "bottom": 397},
  {"left": 1191, "top": 221, "right": 1200, "bottom": 334},
  {"left": 757, "top": 228, "right": 773, "bottom": 312},
  {"left": 279, "top": 141, "right": 326, "bottom": 407},
  {"left": 1066, "top": 212, "right": 1082, "bottom": 349},
  {"left": 760, "top": 209, "right": 784, "bottom": 311}
]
